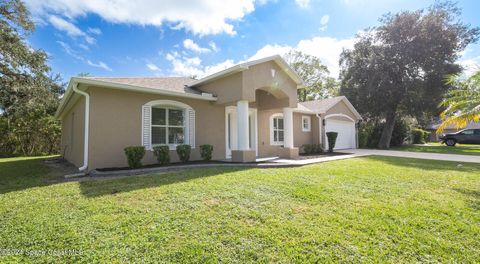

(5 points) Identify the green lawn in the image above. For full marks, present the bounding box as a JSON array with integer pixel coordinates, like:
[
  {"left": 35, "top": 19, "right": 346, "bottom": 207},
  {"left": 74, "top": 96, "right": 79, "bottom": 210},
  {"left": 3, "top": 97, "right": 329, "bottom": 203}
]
[
  {"left": 0, "top": 156, "right": 479, "bottom": 263},
  {"left": 391, "top": 142, "right": 480, "bottom": 156}
]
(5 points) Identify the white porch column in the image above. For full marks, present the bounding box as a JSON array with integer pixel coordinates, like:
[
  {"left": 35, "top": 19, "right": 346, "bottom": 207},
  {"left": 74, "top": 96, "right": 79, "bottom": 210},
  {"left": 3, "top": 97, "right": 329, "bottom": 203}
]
[
  {"left": 237, "top": 100, "right": 250, "bottom": 150},
  {"left": 283, "top": 107, "right": 294, "bottom": 148}
]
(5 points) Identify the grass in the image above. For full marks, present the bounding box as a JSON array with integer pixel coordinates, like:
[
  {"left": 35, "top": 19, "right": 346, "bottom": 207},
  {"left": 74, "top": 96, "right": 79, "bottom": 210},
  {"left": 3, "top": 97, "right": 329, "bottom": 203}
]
[
  {"left": 391, "top": 142, "right": 480, "bottom": 156},
  {"left": 0, "top": 156, "right": 479, "bottom": 263}
]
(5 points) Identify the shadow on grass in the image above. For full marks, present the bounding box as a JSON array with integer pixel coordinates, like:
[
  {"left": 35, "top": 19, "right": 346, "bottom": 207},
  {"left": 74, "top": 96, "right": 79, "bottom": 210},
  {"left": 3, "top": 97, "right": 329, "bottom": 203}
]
[
  {"left": 0, "top": 156, "right": 59, "bottom": 195},
  {"left": 454, "top": 188, "right": 480, "bottom": 210},
  {"left": 365, "top": 155, "right": 480, "bottom": 173},
  {"left": 78, "top": 167, "right": 251, "bottom": 197}
]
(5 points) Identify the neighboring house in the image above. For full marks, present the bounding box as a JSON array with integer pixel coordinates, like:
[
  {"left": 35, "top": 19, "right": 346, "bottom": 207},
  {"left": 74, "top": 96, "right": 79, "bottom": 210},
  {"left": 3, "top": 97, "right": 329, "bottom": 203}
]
[
  {"left": 426, "top": 120, "right": 480, "bottom": 142},
  {"left": 55, "top": 55, "right": 362, "bottom": 171}
]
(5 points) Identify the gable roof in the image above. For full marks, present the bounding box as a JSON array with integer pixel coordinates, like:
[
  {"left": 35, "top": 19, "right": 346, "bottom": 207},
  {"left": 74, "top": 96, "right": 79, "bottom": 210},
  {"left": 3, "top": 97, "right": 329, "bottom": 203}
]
[
  {"left": 297, "top": 96, "right": 362, "bottom": 120},
  {"left": 54, "top": 76, "right": 216, "bottom": 118},
  {"left": 188, "top": 55, "right": 306, "bottom": 89},
  {"left": 84, "top": 77, "right": 199, "bottom": 94}
]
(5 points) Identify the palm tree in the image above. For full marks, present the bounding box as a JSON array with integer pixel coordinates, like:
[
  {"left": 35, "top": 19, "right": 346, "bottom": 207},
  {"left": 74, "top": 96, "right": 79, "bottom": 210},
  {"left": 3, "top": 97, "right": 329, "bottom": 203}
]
[{"left": 437, "top": 70, "right": 480, "bottom": 133}]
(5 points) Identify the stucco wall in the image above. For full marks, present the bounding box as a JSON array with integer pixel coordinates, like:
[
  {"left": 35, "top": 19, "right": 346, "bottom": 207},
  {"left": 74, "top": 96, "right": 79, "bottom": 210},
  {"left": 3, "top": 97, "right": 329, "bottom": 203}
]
[
  {"left": 60, "top": 96, "right": 85, "bottom": 168},
  {"left": 87, "top": 86, "right": 226, "bottom": 170},
  {"left": 257, "top": 109, "right": 314, "bottom": 156},
  {"left": 243, "top": 61, "right": 298, "bottom": 108},
  {"left": 326, "top": 100, "right": 357, "bottom": 121},
  {"left": 195, "top": 72, "right": 243, "bottom": 105}
]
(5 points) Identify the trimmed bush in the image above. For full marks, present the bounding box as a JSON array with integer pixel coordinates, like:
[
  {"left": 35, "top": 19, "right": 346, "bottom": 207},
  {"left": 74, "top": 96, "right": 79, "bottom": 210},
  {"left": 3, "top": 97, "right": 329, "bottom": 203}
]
[
  {"left": 303, "top": 144, "right": 324, "bottom": 155},
  {"left": 302, "top": 144, "right": 314, "bottom": 155},
  {"left": 124, "top": 146, "right": 145, "bottom": 168},
  {"left": 153, "top": 145, "right": 170, "bottom": 165},
  {"left": 314, "top": 144, "right": 323, "bottom": 154},
  {"left": 176, "top": 144, "right": 191, "bottom": 162},
  {"left": 200, "top": 144, "right": 214, "bottom": 161},
  {"left": 412, "top": 128, "right": 426, "bottom": 144},
  {"left": 326, "top": 132, "right": 338, "bottom": 153}
]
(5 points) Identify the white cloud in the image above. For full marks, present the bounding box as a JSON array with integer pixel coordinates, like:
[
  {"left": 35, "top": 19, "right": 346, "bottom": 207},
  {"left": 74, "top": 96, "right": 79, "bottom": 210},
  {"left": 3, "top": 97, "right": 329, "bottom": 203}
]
[
  {"left": 87, "top": 60, "right": 112, "bottom": 71},
  {"left": 87, "top": 27, "right": 102, "bottom": 35},
  {"left": 165, "top": 35, "right": 355, "bottom": 79},
  {"left": 164, "top": 51, "right": 236, "bottom": 77},
  {"left": 248, "top": 37, "right": 354, "bottom": 78},
  {"left": 319, "top": 15, "right": 329, "bottom": 31},
  {"left": 295, "top": 0, "right": 310, "bottom": 8},
  {"left": 459, "top": 56, "right": 480, "bottom": 77},
  {"left": 209, "top": 41, "right": 219, "bottom": 52},
  {"left": 25, "top": 0, "right": 257, "bottom": 35},
  {"left": 146, "top": 63, "right": 161, "bottom": 71},
  {"left": 48, "top": 15, "right": 96, "bottom": 44},
  {"left": 183, "top": 39, "right": 211, "bottom": 53}
]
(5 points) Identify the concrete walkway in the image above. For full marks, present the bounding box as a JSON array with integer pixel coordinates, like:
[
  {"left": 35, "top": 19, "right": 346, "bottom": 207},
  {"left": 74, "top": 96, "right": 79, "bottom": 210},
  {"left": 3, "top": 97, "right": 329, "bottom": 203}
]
[{"left": 343, "top": 149, "right": 480, "bottom": 164}]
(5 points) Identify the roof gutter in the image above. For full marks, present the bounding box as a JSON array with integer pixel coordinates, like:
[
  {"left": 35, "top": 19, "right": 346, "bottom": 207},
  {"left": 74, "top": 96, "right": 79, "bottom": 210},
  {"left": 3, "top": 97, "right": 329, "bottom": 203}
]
[{"left": 72, "top": 83, "right": 89, "bottom": 172}]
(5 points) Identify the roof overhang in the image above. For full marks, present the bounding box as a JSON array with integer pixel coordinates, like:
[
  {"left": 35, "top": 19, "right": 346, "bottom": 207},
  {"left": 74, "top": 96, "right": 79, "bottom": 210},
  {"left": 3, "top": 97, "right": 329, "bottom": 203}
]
[
  {"left": 189, "top": 55, "right": 306, "bottom": 89},
  {"left": 55, "top": 77, "right": 217, "bottom": 119},
  {"left": 296, "top": 96, "right": 363, "bottom": 121}
]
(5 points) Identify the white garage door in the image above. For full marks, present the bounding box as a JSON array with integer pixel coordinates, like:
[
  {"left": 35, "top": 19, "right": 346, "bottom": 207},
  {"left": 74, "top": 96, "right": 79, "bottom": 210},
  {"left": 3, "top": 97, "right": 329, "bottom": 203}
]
[{"left": 325, "top": 119, "right": 356, "bottom": 150}]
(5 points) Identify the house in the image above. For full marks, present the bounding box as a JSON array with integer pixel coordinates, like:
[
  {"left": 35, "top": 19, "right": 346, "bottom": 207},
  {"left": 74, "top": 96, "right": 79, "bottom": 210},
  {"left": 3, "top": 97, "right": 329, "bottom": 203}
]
[
  {"left": 55, "top": 55, "right": 362, "bottom": 171},
  {"left": 426, "top": 120, "right": 480, "bottom": 142}
]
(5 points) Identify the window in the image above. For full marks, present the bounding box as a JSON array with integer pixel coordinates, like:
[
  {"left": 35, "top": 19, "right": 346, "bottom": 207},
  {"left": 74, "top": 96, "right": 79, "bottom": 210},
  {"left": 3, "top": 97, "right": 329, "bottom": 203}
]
[
  {"left": 302, "top": 116, "right": 311, "bottom": 132},
  {"left": 270, "top": 114, "right": 284, "bottom": 145},
  {"left": 151, "top": 106, "right": 185, "bottom": 146},
  {"left": 475, "top": 129, "right": 480, "bottom": 135},
  {"left": 461, "top": 129, "right": 474, "bottom": 135}
]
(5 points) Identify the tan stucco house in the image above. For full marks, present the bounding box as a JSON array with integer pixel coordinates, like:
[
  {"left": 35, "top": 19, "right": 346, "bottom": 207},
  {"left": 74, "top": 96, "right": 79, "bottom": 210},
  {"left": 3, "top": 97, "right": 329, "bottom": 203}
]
[{"left": 55, "top": 55, "right": 362, "bottom": 171}]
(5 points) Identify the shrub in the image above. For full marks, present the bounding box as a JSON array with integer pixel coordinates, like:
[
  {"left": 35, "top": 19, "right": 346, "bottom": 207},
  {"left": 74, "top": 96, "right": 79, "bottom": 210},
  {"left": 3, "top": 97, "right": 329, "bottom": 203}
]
[
  {"left": 124, "top": 146, "right": 145, "bottom": 168},
  {"left": 314, "top": 144, "right": 323, "bottom": 153},
  {"left": 412, "top": 128, "right": 427, "bottom": 144},
  {"left": 176, "top": 144, "right": 191, "bottom": 162},
  {"left": 153, "top": 145, "right": 170, "bottom": 165},
  {"left": 326, "top": 132, "right": 338, "bottom": 153},
  {"left": 390, "top": 119, "right": 409, "bottom": 147},
  {"left": 358, "top": 119, "right": 410, "bottom": 148},
  {"left": 423, "top": 130, "right": 431, "bottom": 143},
  {"left": 200, "top": 144, "right": 213, "bottom": 161},
  {"left": 302, "top": 144, "right": 314, "bottom": 155}
]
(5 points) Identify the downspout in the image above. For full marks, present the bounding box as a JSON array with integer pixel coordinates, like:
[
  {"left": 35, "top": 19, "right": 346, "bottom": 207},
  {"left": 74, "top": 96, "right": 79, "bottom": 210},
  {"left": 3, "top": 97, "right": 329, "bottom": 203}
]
[
  {"left": 315, "top": 113, "right": 323, "bottom": 149},
  {"left": 72, "top": 83, "right": 89, "bottom": 172}
]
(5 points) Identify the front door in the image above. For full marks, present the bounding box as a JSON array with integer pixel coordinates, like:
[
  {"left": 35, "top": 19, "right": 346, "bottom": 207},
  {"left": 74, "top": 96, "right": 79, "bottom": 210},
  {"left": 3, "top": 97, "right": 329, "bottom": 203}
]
[{"left": 225, "top": 107, "right": 257, "bottom": 159}]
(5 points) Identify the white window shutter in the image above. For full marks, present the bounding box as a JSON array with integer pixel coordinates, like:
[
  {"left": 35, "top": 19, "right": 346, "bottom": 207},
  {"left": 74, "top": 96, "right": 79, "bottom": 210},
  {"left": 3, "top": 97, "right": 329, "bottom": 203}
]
[
  {"left": 188, "top": 109, "right": 195, "bottom": 148},
  {"left": 142, "top": 105, "right": 151, "bottom": 150}
]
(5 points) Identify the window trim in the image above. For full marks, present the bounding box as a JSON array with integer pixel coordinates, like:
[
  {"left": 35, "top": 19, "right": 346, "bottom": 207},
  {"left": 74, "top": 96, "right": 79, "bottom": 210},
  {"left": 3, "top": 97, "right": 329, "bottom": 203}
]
[
  {"left": 302, "top": 115, "right": 311, "bottom": 132},
  {"left": 270, "top": 113, "right": 284, "bottom": 146},
  {"left": 151, "top": 106, "right": 186, "bottom": 148},
  {"left": 142, "top": 100, "right": 194, "bottom": 151}
]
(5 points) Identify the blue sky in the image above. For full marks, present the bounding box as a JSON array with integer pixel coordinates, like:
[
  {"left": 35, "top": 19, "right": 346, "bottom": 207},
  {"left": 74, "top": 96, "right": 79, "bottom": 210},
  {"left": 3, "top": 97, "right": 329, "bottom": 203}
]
[{"left": 25, "top": 0, "right": 480, "bottom": 81}]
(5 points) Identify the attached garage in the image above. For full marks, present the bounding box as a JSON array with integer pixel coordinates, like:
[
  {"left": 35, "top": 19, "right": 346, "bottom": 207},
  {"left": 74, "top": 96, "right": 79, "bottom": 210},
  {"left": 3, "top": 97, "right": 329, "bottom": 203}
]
[
  {"left": 298, "top": 96, "right": 362, "bottom": 151},
  {"left": 325, "top": 116, "right": 356, "bottom": 150}
]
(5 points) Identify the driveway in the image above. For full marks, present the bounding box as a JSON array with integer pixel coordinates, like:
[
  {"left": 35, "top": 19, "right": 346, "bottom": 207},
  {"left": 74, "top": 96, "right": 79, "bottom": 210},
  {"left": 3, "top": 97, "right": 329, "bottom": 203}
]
[{"left": 344, "top": 149, "right": 480, "bottom": 164}]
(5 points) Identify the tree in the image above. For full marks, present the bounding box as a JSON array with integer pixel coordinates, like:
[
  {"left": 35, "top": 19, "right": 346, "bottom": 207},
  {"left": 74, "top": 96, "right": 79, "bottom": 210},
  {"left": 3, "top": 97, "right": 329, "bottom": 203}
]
[
  {"left": 0, "top": 0, "right": 64, "bottom": 156},
  {"left": 437, "top": 70, "right": 480, "bottom": 133},
  {"left": 340, "top": 1, "right": 479, "bottom": 148},
  {"left": 283, "top": 50, "right": 334, "bottom": 101}
]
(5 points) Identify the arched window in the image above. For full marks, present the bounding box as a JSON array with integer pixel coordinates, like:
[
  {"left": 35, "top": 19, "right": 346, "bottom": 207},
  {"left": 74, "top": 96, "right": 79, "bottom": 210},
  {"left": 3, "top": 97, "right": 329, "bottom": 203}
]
[
  {"left": 142, "top": 100, "right": 195, "bottom": 150},
  {"left": 270, "top": 113, "right": 284, "bottom": 145}
]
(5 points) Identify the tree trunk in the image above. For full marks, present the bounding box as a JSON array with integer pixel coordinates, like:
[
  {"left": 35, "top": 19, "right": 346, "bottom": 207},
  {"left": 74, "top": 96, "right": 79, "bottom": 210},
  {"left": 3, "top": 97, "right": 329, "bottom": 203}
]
[{"left": 378, "top": 109, "right": 397, "bottom": 149}]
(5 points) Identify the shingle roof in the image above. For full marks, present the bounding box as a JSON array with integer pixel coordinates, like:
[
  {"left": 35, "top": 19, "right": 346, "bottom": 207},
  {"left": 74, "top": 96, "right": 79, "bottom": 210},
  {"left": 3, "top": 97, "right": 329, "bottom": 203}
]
[
  {"left": 83, "top": 77, "right": 200, "bottom": 94},
  {"left": 298, "top": 96, "right": 344, "bottom": 113}
]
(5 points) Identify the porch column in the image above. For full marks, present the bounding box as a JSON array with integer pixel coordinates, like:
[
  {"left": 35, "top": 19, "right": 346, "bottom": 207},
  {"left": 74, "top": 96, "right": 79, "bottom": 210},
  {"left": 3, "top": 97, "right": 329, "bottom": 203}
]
[
  {"left": 237, "top": 100, "right": 250, "bottom": 150},
  {"left": 283, "top": 107, "right": 294, "bottom": 148}
]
